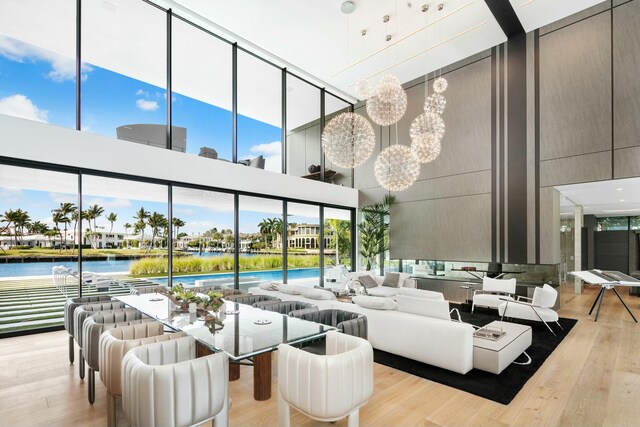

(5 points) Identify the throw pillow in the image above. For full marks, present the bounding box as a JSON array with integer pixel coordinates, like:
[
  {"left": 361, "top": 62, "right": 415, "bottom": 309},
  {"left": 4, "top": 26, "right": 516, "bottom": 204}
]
[
  {"left": 396, "top": 295, "right": 450, "bottom": 320},
  {"left": 352, "top": 295, "right": 397, "bottom": 310},
  {"left": 382, "top": 272, "right": 400, "bottom": 287},
  {"left": 258, "top": 282, "right": 279, "bottom": 291},
  {"left": 301, "top": 287, "right": 336, "bottom": 300},
  {"left": 398, "top": 287, "right": 445, "bottom": 300},
  {"left": 397, "top": 272, "right": 412, "bottom": 287},
  {"left": 358, "top": 275, "right": 379, "bottom": 289}
]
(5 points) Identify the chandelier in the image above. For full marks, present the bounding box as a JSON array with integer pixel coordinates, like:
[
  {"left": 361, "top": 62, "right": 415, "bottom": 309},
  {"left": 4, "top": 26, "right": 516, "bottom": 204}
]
[
  {"left": 321, "top": 112, "right": 376, "bottom": 168},
  {"left": 374, "top": 144, "right": 420, "bottom": 192},
  {"left": 410, "top": 112, "right": 444, "bottom": 164},
  {"left": 366, "top": 75, "right": 408, "bottom": 126}
]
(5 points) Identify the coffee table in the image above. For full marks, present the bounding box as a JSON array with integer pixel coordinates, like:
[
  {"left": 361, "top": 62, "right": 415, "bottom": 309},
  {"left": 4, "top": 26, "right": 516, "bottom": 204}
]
[
  {"left": 116, "top": 293, "right": 334, "bottom": 401},
  {"left": 473, "top": 320, "right": 532, "bottom": 374}
]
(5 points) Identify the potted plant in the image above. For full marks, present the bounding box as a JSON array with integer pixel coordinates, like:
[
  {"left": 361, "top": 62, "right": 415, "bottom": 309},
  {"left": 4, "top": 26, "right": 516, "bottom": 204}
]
[{"left": 167, "top": 283, "right": 202, "bottom": 311}]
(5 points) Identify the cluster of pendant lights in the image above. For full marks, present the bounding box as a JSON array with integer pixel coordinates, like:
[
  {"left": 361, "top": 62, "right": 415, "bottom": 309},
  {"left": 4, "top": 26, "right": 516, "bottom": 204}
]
[{"left": 321, "top": 74, "right": 448, "bottom": 192}]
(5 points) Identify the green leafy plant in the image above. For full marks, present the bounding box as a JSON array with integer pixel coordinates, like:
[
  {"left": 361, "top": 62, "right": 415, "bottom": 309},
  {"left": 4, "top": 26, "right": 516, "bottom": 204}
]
[
  {"left": 358, "top": 195, "right": 395, "bottom": 271},
  {"left": 202, "top": 291, "right": 224, "bottom": 312}
]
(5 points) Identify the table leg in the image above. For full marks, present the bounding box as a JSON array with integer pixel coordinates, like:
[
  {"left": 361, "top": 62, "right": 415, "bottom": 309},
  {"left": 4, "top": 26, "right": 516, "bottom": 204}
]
[
  {"left": 612, "top": 287, "right": 639, "bottom": 323},
  {"left": 589, "top": 286, "right": 605, "bottom": 315},
  {"left": 253, "top": 352, "right": 272, "bottom": 401},
  {"left": 594, "top": 287, "right": 606, "bottom": 322},
  {"left": 229, "top": 363, "right": 240, "bottom": 381}
]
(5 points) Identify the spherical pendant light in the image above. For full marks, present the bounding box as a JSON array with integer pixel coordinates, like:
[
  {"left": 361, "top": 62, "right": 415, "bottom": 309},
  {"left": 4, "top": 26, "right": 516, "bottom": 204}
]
[
  {"left": 374, "top": 145, "right": 420, "bottom": 191},
  {"left": 410, "top": 112, "right": 445, "bottom": 164},
  {"left": 355, "top": 78, "right": 372, "bottom": 99},
  {"left": 322, "top": 112, "right": 375, "bottom": 168},
  {"left": 366, "top": 75, "right": 408, "bottom": 126},
  {"left": 433, "top": 76, "right": 448, "bottom": 93},
  {"left": 424, "top": 93, "right": 446, "bottom": 115}
]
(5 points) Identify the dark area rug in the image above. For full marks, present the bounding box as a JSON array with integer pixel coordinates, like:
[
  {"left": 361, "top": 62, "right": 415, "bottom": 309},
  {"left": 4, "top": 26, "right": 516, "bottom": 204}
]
[{"left": 373, "top": 306, "right": 578, "bottom": 405}]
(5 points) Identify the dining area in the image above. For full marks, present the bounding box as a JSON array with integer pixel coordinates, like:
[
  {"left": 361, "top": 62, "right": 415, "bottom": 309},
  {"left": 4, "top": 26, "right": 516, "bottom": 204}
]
[{"left": 64, "top": 289, "right": 374, "bottom": 427}]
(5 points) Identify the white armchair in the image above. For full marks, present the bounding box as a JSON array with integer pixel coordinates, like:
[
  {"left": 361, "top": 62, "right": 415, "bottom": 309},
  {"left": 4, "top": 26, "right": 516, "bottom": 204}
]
[
  {"left": 122, "top": 336, "right": 229, "bottom": 427},
  {"left": 278, "top": 331, "right": 373, "bottom": 427},
  {"left": 472, "top": 277, "right": 516, "bottom": 312},
  {"left": 498, "top": 284, "right": 562, "bottom": 335}
]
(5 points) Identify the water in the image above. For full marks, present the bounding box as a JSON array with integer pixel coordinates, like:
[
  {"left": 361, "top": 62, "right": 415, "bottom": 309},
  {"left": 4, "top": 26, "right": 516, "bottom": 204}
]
[{"left": 155, "top": 268, "right": 321, "bottom": 287}]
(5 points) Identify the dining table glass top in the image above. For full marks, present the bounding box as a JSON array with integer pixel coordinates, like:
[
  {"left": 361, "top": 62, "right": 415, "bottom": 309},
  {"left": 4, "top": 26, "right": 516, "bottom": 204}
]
[{"left": 116, "top": 293, "right": 334, "bottom": 360}]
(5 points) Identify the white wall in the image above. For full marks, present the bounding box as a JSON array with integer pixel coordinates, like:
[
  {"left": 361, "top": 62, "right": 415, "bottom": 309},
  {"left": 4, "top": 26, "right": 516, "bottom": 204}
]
[{"left": 0, "top": 115, "right": 358, "bottom": 208}]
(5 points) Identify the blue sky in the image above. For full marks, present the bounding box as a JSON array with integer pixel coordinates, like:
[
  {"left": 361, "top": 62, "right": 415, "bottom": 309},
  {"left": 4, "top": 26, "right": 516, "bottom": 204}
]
[{"left": 0, "top": 34, "right": 312, "bottom": 235}]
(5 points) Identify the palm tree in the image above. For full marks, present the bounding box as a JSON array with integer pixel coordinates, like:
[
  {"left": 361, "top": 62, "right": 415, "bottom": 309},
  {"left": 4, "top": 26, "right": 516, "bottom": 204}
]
[
  {"left": 172, "top": 217, "right": 185, "bottom": 239},
  {"left": 106, "top": 212, "right": 117, "bottom": 233},
  {"left": 325, "top": 218, "right": 348, "bottom": 265},
  {"left": 146, "top": 212, "right": 167, "bottom": 252},
  {"left": 51, "top": 211, "right": 65, "bottom": 253},
  {"left": 358, "top": 195, "right": 395, "bottom": 271},
  {"left": 52, "top": 203, "right": 75, "bottom": 250},
  {"left": 44, "top": 228, "right": 58, "bottom": 248},
  {"left": 12, "top": 209, "right": 31, "bottom": 245},
  {"left": 258, "top": 218, "right": 272, "bottom": 250},
  {"left": 133, "top": 207, "right": 149, "bottom": 250},
  {"left": 272, "top": 218, "right": 284, "bottom": 249},
  {"left": 70, "top": 209, "right": 79, "bottom": 254},
  {"left": 27, "top": 221, "right": 48, "bottom": 235},
  {"left": 123, "top": 222, "right": 132, "bottom": 248},
  {"left": 84, "top": 204, "right": 104, "bottom": 249}
]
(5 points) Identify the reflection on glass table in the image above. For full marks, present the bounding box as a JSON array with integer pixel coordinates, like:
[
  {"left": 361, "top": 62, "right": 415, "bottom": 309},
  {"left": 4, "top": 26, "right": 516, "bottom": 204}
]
[{"left": 116, "top": 293, "right": 334, "bottom": 400}]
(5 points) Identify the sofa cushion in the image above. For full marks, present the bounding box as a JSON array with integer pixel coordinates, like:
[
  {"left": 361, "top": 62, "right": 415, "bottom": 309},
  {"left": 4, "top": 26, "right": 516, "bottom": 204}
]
[
  {"left": 473, "top": 293, "right": 514, "bottom": 309},
  {"left": 352, "top": 295, "right": 397, "bottom": 310},
  {"left": 396, "top": 295, "right": 450, "bottom": 320},
  {"left": 258, "top": 282, "right": 279, "bottom": 291},
  {"left": 367, "top": 286, "right": 401, "bottom": 298},
  {"left": 301, "top": 287, "right": 336, "bottom": 300},
  {"left": 279, "top": 284, "right": 304, "bottom": 295},
  {"left": 397, "top": 272, "right": 412, "bottom": 288},
  {"left": 357, "top": 275, "right": 379, "bottom": 289},
  {"left": 382, "top": 273, "right": 400, "bottom": 287},
  {"left": 398, "top": 287, "right": 444, "bottom": 300}
]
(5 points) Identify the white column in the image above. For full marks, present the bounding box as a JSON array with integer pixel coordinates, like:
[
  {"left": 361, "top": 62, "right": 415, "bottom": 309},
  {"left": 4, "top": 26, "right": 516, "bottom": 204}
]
[{"left": 574, "top": 205, "right": 584, "bottom": 294}]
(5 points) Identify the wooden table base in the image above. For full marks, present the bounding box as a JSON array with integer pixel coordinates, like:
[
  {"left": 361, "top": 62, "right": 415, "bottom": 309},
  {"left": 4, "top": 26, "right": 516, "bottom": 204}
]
[
  {"left": 229, "top": 362, "right": 240, "bottom": 381},
  {"left": 253, "top": 352, "right": 272, "bottom": 401}
]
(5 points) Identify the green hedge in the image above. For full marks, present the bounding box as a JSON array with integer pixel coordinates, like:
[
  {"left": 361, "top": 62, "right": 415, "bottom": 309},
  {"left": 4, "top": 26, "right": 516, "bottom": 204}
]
[{"left": 129, "top": 255, "right": 319, "bottom": 276}]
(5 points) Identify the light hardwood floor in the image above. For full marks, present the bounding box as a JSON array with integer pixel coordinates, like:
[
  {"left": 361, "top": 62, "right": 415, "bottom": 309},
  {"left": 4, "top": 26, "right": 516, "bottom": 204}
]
[{"left": 1, "top": 285, "right": 639, "bottom": 427}]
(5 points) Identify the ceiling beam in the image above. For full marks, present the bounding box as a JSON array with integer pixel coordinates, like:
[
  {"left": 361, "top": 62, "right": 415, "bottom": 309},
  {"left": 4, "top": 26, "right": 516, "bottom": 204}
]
[{"left": 484, "top": 0, "right": 525, "bottom": 37}]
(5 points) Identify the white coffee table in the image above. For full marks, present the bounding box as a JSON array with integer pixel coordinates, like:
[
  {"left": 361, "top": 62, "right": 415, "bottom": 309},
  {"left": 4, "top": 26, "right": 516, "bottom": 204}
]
[{"left": 473, "top": 320, "right": 532, "bottom": 374}]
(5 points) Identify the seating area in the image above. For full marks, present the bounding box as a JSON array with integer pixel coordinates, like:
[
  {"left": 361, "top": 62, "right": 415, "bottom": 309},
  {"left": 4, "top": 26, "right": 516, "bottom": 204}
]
[{"left": 4, "top": 0, "right": 640, "bottom": 426}]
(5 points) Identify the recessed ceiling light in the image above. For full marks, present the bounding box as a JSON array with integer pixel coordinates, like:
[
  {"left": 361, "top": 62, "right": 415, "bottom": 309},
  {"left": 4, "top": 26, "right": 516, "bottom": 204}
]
[
  {"left": 616, "top": 188, "right": 623, "bottom": 191},
  {"left": 620, "top": 199, "right": 625, "bottom": 202},
  {"left": 341, "top": 1, "right": 356, "bottom": 14}
]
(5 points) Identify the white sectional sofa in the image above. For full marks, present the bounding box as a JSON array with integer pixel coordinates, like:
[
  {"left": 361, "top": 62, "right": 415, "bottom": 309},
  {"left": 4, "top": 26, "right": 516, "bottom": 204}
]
[
  {"left": 332, "top": 271, "right": 418, "bottom": 297},
  {"left": 248, "top": 284, "right": 474, "bottom": 375}
]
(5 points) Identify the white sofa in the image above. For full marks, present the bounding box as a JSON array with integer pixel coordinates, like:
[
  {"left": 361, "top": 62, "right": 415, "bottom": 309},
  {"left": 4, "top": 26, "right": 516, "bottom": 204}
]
[
  {"left": 338, "top": 272, "right": 418, "bottom": 298},
  {"left": 248, "top": 285, "right": 474, "bottom": 375}
]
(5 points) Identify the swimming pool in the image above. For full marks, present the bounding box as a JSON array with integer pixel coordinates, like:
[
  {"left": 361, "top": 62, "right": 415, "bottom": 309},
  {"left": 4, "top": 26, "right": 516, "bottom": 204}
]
[{"left": 154, "top": 267, "right": 321, "bottom": 288}]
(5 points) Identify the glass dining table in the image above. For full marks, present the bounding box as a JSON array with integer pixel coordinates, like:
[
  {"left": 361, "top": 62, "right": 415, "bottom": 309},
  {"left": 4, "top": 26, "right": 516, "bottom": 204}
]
[{"left": 116, "top": 293, "right": 334, "bottom": 400}]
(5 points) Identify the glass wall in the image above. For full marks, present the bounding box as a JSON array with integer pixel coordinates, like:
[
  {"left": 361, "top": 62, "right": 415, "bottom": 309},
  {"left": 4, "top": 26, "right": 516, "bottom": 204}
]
[
  {"left": 286, "top": 74, "right": 321, "bottom": 178},
  {"left": 287, "top": 203, "right": 321, "bottom": 286},
  {"left": 0, "top": 164, "right": 78, "bottom": 333},
  {"left": 323, "top": 207, "right": 352, "bottom": 269},
  {"left": 237, "top": 51, "right": 282, "bottom": 172},
  {"left": 82, "top": 0, "right": 168, "bottom": 145},
  {"left": 324, "top": 94, "right": 353, "bottom": 187},
  {"left": 172, "top": 18, "right": 233, "bottom": 160},
  {"left": 81, "top": 175, "right": 169, "bottom": 294},
  {"left": 0, "top": 0, "right": 76, "bottom": 128},
  {"left": 239, "top": 196, "right": 283, "bottom": 290},
  {"left": 596, "top": 216, "right": 630, "bottom": 231},
  {"left": 171, "top": 187, "right": 235, "bottom": 288}
]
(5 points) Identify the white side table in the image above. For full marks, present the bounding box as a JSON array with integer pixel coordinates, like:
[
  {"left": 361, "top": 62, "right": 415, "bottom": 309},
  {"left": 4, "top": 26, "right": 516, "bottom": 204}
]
[{"left": 473, "top": 320, "right": 532, "bottom": 374}]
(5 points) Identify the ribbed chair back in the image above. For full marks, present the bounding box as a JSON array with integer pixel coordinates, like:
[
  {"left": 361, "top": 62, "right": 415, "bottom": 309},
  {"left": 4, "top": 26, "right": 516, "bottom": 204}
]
[
  {"left": 99, "top": 322, "right": 186, "bottom": 427},
  {"left": 122, "top": 336, "right": 229, "bottom": 427},
  {"left": 253, "top": 300, "right": 317, "bottom": 316},
  {"left": 292, "top": 309, "right": 368, "bottom": 339},
  {"left": 278, "top": 331, "right": 373, "bottom": 427},
  {"left": 64, "top": 295, "right": 113, "bottom": 363},
  {"left": 225, "top": 294, "right": 279, "bottom": 305}
]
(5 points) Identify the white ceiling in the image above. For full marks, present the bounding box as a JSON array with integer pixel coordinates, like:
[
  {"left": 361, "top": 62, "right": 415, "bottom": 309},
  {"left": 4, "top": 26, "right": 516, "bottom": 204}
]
[
  {"left": 509, "top": 0, "right": 608, "bottom": 33},
  {"left": 556, "top": 178, "right": 640, "bottom": 217}
]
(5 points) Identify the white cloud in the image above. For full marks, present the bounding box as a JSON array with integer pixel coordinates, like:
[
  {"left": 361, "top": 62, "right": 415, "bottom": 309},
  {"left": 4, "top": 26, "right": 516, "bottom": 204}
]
[
  {"left": 250, "top": 141, "right": 281, "bottom": 156},
  {"left": 48, "top": 192, "right": 76, "bottom": 205},
  {"left": 0, "top": 94, "right": 49, "bottom": 123},
  {"left": 173, "top": 207, "right": 194, "bottom": 217},
  {"left": 136, "top": 99, "right": 159, "bottom": 111},
  {"left": 84, "top": 197, "right": 132, "bottom": 209},
  {"left": 0, "top": 188, "right": 24, "bottom": 204},
  {"left": 0, "top": 35, "right": 91, "bottom": 82}
]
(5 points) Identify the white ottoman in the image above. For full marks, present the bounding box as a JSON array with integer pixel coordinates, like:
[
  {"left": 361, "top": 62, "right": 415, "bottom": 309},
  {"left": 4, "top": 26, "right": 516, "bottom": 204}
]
[{"left": 473, "top": 320, "right": 532, "bottom": 374}]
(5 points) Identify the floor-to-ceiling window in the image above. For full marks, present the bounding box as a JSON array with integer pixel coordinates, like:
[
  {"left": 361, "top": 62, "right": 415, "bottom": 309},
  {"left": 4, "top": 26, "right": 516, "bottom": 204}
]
[
  {"left": 238, "top": 195, "right": 283, "bottom": 290},
  {"left": 82, "top": 0, "right": 168, "bottom": 146},
  {"left": 80, "top": 175, "right": 169, "bottom": 293},
  {"left": 286, "top": 75, "right": 320, "bottom": 178},
  {"left": 0, "top": 164, "right": 78, "bottom": 333},
  {"left": 237, "top": 51, "right": 282, "bottom": 173},
  {"left": 171, "top": 186, "right": 235, "bottom": 288},
  {"left": 0, "top": 0, "right": 76, "bottom": 129},
  {"left": 171, "top": 17, "right": 233, "bottom": 160},
  {"left": 323, "top": 207, "right": 352, "bottom": 270},
  {"left": 286, "top": 202, "right": 321, "bottom": 286}
]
